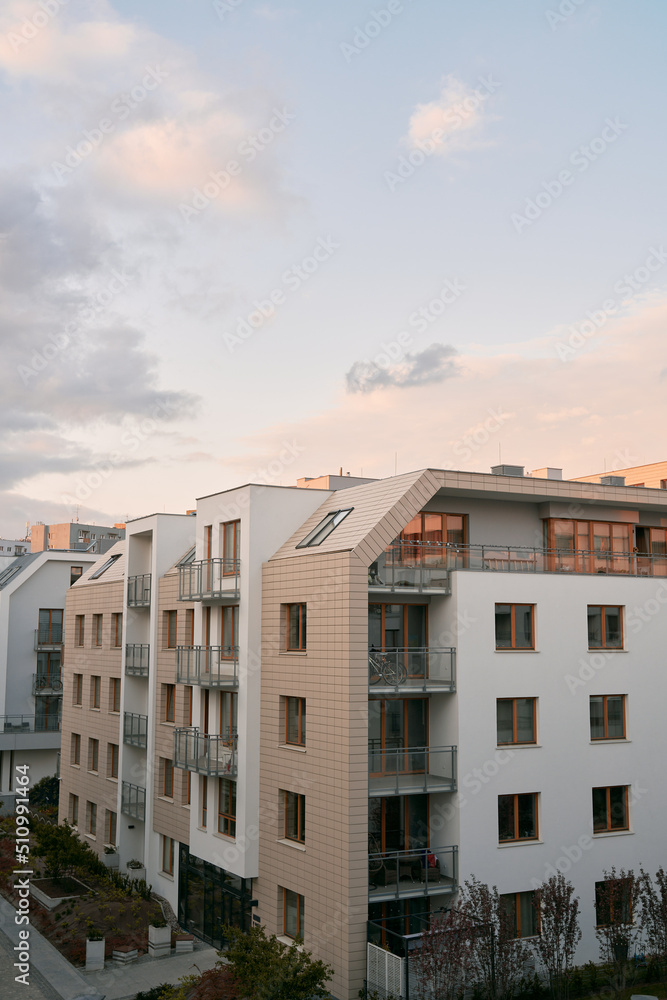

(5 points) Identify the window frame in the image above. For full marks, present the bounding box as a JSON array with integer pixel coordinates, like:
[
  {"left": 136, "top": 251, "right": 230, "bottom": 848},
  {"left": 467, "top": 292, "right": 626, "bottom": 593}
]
[
  {"left": 75, "top": 615, "right": 85, "bottom": 647},
  {"left": 590, "top": 695, "right": 626, "bottom": 741},
  {"left": 91, "top": 675, "right": 101, "bottom": 709},
  {"left": 165, "top": 610, "right": 178, "bottom": 649},
  {"left": 86, "top": 801, "right": 97, "bottom": 837},
  {"left": 109, "top": 677, "right": 121, "bottom": 714},
  {"left": 283, "top": 888, "right": 305, "bottom": 940},
  {"left": 164, "top": 683, "right": 176, "bottom": 723},
  {"left": 285, "top": 697, "right": 306, "bottom": 746},
  {"left": 200, "top": 775, "right": 208, "bottom": 828},
  {"left": 285, "top": 603, "right": 307, "bottom": 651},
  {"left": 88, "top": 738, "right": 99, "bottom": 773},
  {"left": 69, "top": 793, "right": 79, "bottom": 826},
  {"left": 498, "top": 792, "right": 539, "bottom": 843},
  {"left": 496, "top": 698, "right": 537, "bottom": 746},
  {"left": 222, "top": 519, "right": 240, "bottom": 575},
  {"left": 218, "top": 777, "right": 236, "bottom": 838},
  {"left": 93, "top": 613, "right": 103, "bottom": 647},
  {"left": 284, "top": 790, "right": 306, "bottom": 844},
  {"left": 112, "top": 613, "right": 123, "bottom": 648},
  {"left": 71, "top": 732, "right": 81, "bottom": 766},
  {"left": 595, "top": 877, "right": 633, "bottom": 926},
  {"left": 107, "top": 743, "right": 119, "bottom": 779},
  {"left": 500, "top": 890, "right": 540, "bottom": 939},
  {"left": 90, "top": 552, "right": 121, "bottom": 579},
  {"left": 106, "top": 809, "right": 117, "bottom": 847},
  {"left": 296, "top": 508, "right": 353, "bottom": 548},
  {"left": 587, "top": 606, "right": 623, "bottom": 650},
  {"left": 495, "top": 604, "right": 535, "bottom": 650},
  {"left": 73, "top": 673, "right": 83, "bottom": 706},
  {"left": 162, "top": 835, "right": 175, "bottom": 875},
  {"left": 592, "top": 785, "right": 629, "bottom": 834},
  {"left": 162, "top": 758, "right": 174, "bottom": 799}
]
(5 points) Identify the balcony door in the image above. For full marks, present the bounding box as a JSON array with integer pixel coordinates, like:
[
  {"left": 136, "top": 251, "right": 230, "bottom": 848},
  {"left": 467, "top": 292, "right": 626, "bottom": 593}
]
[
  {"left": 369, "top": 795, "right": 428, "bottom": 852},
  {"left": 369, "top": 699, "right": 427, "bottom": 775},
  {"left": 369, "top": 604, "right": 427, "bottom": 676}
]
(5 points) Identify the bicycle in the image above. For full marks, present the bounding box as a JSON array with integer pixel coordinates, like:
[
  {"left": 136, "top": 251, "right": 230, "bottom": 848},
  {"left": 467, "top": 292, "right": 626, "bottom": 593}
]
[{"left": 368, "top": 649, "right": 407, "bottom": 686}]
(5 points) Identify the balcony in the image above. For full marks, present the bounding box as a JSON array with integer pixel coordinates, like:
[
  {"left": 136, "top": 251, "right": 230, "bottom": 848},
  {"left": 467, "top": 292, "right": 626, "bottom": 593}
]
[
  {"left": 176, "top": 646, "right": 239, "bottom": 688},
  {"left": 368, "top": 844, "right": 458, "bottom": 903},
  {"left": 369, "top": 542, "right": 450, "bottom": 593},
  {"left": 34, "top": 628, "right": 63, "bottom": 650},
  {"left": 125, "top": 643, "right": 150, "bottom": 676},
  {"left": 0, "top": 715, "right": 60, "bottom": 733},
  {"left": 123, "top": 712, "right": 148, "bottom": 748},
  {"left": 368, "top": 745, "right": 457, "bottom": 797},
  {"left": 121, "top": 781, "right": 146, "bottom": 821},
  {"left": 368, "top": 648, "right": 455, "bottom": 694},
  {"left": 32, "top": 673, "right": 63, "bottom": 696},
  {"left": 127, "top": 574, "right": 151, "bottom": 608},
  {"left": 174, "top": 727, "right": 237, "bottom": 777},
  {"left": 178, "top": 559, "right": 240, "bottom": 602}
]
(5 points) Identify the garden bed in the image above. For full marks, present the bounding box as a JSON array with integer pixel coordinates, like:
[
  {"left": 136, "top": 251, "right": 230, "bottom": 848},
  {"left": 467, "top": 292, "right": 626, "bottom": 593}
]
[{"left": 31, "top": 876, "right": 90, "bottom": 910}]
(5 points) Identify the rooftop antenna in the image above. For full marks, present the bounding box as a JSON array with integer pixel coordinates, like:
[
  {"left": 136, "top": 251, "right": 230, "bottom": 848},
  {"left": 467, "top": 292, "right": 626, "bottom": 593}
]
[{"left": 74, "top": 505, "right": 80, "bottom": 523}]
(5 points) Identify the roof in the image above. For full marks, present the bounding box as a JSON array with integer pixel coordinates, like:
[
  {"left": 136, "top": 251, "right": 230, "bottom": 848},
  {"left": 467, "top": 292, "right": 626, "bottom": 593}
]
[
  {"left": 72, "top": 540, "right": 126, "bottom": 587},
  {"left": 0, "top": 553, "right": 40, "bottom": 590}
]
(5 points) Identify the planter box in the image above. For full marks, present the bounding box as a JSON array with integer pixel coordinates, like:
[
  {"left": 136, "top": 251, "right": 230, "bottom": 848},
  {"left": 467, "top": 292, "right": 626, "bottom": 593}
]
[
  {"left": 148, "top": 923, "right": 171, "bottom": 959},
  {"left": 86, "top": 938, "right": 105, "bottom": 971},
  {"left": 113, "top": 945, "right": 138, "bottom": 965},
  {"left": 126, "top": 864, "right": 146, "bottom": 882},
  {"left": 30, "top": 877, "right": 89, "bottom": 911},
  {"left": 101, "top": 852, "right": 119, "bottom": 869},
  {"left": 173, "top": 933, "right": 194, "bottom": 954}
]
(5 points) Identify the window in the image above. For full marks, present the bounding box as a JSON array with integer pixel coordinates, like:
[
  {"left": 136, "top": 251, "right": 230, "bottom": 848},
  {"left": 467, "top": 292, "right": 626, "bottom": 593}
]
[
  {"left": 86, "top": 801, "right": 97, "bottom": 836},
  {"left": 296, "top": 508, "right": 353, "bottom": 548},
  {"left": 497, "top": 699, "right": 536, "bottom": 745},
  {"left": 593, "top": 786, "right": 629, "bottom": 833},
  {"left": 368, "top": 603, "right": 427, "bottom": 653},
  {"left": 106, "top": 810, "right": 117, "bottom": 846},
  {"left": 286, "top": 604, "right": 307, "bottom": 651},
  {"left": 165, "top": 610, "right": 178, "bottom": 649},
  {"left": 71, "top": 733, "right": 81, "bottom": 766},
  {"left": 500, "top": 891, "right": 540, "bottom": 938},
  {"left": 112, "top": 613, "right": 123, "bottom": 647},
  {"left": 221, "top": 605, "right": 238, "bottom": 656},
  {"left": 495, "top": 605, "right": 534, "bottom": 649},
  {"left": 162, "top": 835, "right": 175, "bottom": 874},
  {"left": 91, "top": 675, "right": 101, "bottom": 709},
  {"left": 162, "top": 758, "right": 174, "bottom": 798},
  {"left": 220, "top": 691, "right": 237, "bottom": 734},
  {"left": 284, "top": 791, "right": 305, "bottom": 844},
  {"left": 186, "top": 686, "right": 193, "bottom": 727},
  {"left": 222, "top": 519, "right": 240, "bottom": 573},
  {"left": 283, "top": 888, "right": 304, "bottom": 940},
  {"left": 498, "top": 793, "right": 538, "bottom": 842},
  {"left": 90, "top": 553, "right": 121, "bottom": 579},
  {"left": 93, "top": 614, "right": 103, "bottom": 646},
  {"left": 75, "top": 615, "right": 85, "bottom": 646},
  {"left": 38, "top": 608, "right": 63, "bottom": 644},
  {"left": 107, "top": 743, "right": 119, "bottom": 779},
  {"left": 286, "top": 697, "right": 306, "bottom": 746},
  {"left": 595, "top": 877, "right": 633, "bottom": 926},
  {"left": 201, "top": 776, "right": 208, "bottom": 827},
  {"left": 69, "top": 794, "right": 79, "bottom": 826},
  {"left": 164, "top": 684, "right": 176, "bottom": 723},
  {"left": 400, "top": 511, "right": 467, "bottom": 547},
  {"left": 88, "top": 738, "right": 99, "bottom": 772},
  {"left": 184, "top": 771, "right": 192, "bottom": 806},
  {"left": 218, "top": 778, "right": 236, "bottom": 837},
  {"left": 184, "top": 608, "right": 194, "bottom": 646},
  {"left": 588, "top": 606, "right": 623, "bottom": 649},
  {"left": 661, "top": 479, "right": 667, "bottom": 490},
  {"left": 109, "top": 677, "right": 121, "bottom": 713},
  {"left": 73, "top": 673, "right": 83, "bottom": 706},
  {"left": 590, "top": 696, "right": 625, "bottom": 740},
  {"left": 70, "top": 565, "right": 83, "bottom": 586}
]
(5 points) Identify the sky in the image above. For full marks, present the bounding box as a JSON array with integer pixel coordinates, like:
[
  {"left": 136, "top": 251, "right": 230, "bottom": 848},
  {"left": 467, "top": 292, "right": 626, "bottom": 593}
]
[{"left": 0, "top": 0, "right": 666, "bottom": 536}]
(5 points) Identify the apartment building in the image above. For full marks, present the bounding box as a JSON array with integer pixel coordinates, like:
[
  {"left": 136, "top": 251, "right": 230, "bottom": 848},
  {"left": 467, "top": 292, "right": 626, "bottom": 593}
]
[
  {"left": 59, "top": 468, "right": 667, "bottom": 1000},
  {"left": 30, "top": 521, "right": 125, "bottom": 554},
  {"left": 572, "top": 460, "right": 667, "bottom": 491},
  {"left": 0, "top": 539, "right": 29, "bottom": 564},
  {"left": 0, "top": 549, "right": 97, "bottom": 810}
]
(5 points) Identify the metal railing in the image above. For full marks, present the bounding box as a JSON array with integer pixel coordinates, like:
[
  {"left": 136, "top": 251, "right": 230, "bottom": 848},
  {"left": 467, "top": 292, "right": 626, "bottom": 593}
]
[
  {"left": 121, "top": 781, "right": 146, "bottom": 821},
  {"left": 34, "top": 627, "right": 63, "bottom": 649},
  {"left": 174, "top": 727, "right": 238, "bottom": 777},
  {"left": 368, "top": 844, "right": 458, "bottom": 900},
  {"left": 178, "top": 558, "right": 240, "bottom": 601},
  {"left": 368, "top": 647, "right": 455, "bottom": 693},
  {"left": 368, "top": 745, "right": 457, "bottom": 796},
  {"left": 0, "top": 714, "right": 61, "bottom": 733},
  {"left": 125, "top": 643, "right": 150, "bottom": 676},
  {"left": 127, "top": 574, "right": 151, "bottom": 607},
  {"left": 123, "top": 712, "right": 148, "bottom": 748},
  {"left": 175, "top": 646, "right": 239, "bottom": 687},
  {"left": 370, "top": 540, "right": 667, "bottom": 588},
  {"left": 32, "top": 673, "right": 63, "bottom": 695}
]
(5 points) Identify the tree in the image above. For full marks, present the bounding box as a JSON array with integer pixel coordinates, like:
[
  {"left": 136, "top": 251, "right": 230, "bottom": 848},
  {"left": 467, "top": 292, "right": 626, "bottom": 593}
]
[
  {"left": 32, "top": 821, "right": 102, "bottom": 880},
  {"left": 594, "top": 868, "right": 638, "bottom": 995},
  {"left": 637, "top": 866, "right": 667, "bottom": 960},
  {"left": 462, "top": 875, "right": 532, "bottom": 1000},
  {"left": 29, "top": 775, "right": 59, "bottom": 816},
  {"left": 413, "top": 902, "right": 476, "bottom": 1000},
  {"left": 222, "top": 924, "right": 333, "bottom": 1000},
  {"left": 533, "top": 874, "right": 582, "bottom": 1000}
]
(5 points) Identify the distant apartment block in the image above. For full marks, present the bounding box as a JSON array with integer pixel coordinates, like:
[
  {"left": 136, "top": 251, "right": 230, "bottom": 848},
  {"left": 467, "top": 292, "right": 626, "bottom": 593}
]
[
  {"left": 59, "top": 468, "right": 667, "bottom": 1000},
  {"left": 0, "top": 539, "right": 29, "bottom": 564},
  {"left": 572, "top": 459, "right": 667, "bottom": 490},
  {"left": 30, "top": 521, "right": 125, "bottom": 554}
]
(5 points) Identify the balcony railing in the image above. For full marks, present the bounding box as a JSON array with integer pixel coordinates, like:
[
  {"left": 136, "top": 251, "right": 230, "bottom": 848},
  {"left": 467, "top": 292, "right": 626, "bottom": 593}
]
[
  {"left": 0, "top": 714, "right": 61, "bottom": 734},
  {"left": 368, "top": 844, "right": 458, "bottom": 902},
  {"left": 32, "top": 673, "right": 63, "bottom": 695},
  {"left": 368, "top": 647, "right": 455, "bottom": 693},
  {"left": 174, "top": 727, "right": 237, "bottom": 777},
  {"left": 127, "top": 574, "right": 151, "bottom": 607},
  {"left": 34, "top": 628, "right": 63, "bottom": 649},
  {"left": 121, "top": 781, "right": 146, "bottom": 821},
  {"left": 125, "top": 643, "right": 150, "bottom": 676},
  {"left": 368, "top": 745, "right": 457, "bottom": 797},
  {"left": 176, "top": 646, "right": 239, "bottom": 688},
  {"left": 370, "top": 540, "right": 667, "bottom": 588},
  {"left": 123, "top": 712, "right": 148, "bottom": 748},
  {"left": 178, "top": 559, "right": 240, "bottom": 601}
]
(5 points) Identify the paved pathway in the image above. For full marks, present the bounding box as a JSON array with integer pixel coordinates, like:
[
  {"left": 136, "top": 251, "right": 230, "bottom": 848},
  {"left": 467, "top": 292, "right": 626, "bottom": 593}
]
[{"left": 0, "top": 893, "right": 220, "bottom": 1000}]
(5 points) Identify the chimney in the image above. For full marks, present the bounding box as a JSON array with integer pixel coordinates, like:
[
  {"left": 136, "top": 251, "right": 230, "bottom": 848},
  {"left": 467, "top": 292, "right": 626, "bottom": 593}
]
[
  {"left": 600, "top": 475, "right": 626, "bottom": 487},
  {"left": 491, "top": 464, "right": 525, "bottom": 478}
]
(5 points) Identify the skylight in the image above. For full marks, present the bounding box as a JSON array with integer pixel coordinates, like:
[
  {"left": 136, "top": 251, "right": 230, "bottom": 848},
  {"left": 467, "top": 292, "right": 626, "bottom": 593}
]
[
  {"left": 296, "top": 508, "right": 353, "bottom": 548},
  {"left": 90, "top": 553, "right": 122, "bottom": 580},
  {"left": 179, "top": 547, "right": 196, "bottom": 565}
]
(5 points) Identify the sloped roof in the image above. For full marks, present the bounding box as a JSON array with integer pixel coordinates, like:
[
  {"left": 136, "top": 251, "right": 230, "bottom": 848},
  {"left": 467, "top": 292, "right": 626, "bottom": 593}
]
[{"left": 73, "top": 540, "right": 125, "bottom": 587}]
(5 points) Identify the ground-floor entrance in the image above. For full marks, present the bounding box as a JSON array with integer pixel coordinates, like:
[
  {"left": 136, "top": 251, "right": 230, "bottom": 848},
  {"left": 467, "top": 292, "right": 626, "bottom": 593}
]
[{"left": 178, "top": 844, "right": 254, "bottom": 947}]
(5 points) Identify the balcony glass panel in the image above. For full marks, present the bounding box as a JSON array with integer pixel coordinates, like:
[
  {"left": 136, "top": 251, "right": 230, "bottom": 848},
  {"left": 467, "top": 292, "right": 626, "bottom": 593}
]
[
  {"left": 121, "top": 781, "right": 146, "bottom": 821},
  {"left": 368, "top": 844, "right": 458, "bottom": 902},
  {"left": 368, "top": 745, "right": 457, "bottom": 796},
  {"left": 173, "top": 727, "right": 237, "bottom": 777},
  {"left": 368, "top": 648, "right": 455, "bottom": 693},
  {"left": 178, "top": 559, "right": 240, "bottom": 601},
  {"left": 127, "top": 574, "right": 151, "bottom": 607},
  {"left": 176, "top": 646, "right": 239, "bottom": 688},
  {"left": 125, "top": 644, "right": 150, "bottom": 676},
  {"left": 0, "top": 714, "right": 61, "bottom": 733},
  {"left": 123, "top": 712, "right": 148, "bottom": 748}
]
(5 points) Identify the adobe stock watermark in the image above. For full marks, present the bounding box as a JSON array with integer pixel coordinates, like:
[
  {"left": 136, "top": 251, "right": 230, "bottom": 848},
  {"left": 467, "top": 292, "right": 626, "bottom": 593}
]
[
  {"left": 545, "top": 0, "right": 588, "bottom": 31},
  {"left": 385, "top": 74, "right": 501, "bottom": 192},
  {"left": 554, "top": 246, "right": 667, "bottom": 361},
  {"left": 213, "top": 0, "right": 246, "bottom": 20},
  {"left": 511, "top": 118, "right": 628, "bottom": 233},
  {"left": 223, "top": 236, "right": 340, "bottom": 353},
  {"left": 179, "top": 107, "right": 295, "bottom": 221},
  {"left": 5, "top": 0, "right": 69, "bottom": 54},
  {"left": 340, "top": 0, "right": 417, "bottom": 63},
  {"left": 50, "top": 66, "right": 169, "bottom": 184}
]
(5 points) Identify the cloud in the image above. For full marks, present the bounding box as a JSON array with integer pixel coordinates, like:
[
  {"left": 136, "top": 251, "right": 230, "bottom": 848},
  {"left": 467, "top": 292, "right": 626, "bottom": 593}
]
[
  {"left": 405, "top": 74, "right": 500, "bottom": 158},
  {"left": 345, "top": 343, "right": 460, "bottom": 393}
]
